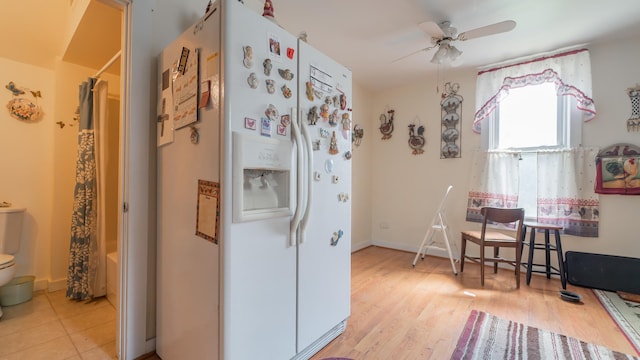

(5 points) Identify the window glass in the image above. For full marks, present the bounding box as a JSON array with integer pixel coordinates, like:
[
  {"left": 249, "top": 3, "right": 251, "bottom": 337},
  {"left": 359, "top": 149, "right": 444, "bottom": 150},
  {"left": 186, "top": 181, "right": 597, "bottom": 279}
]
[{"left": 495, "top": 82, "right": 559, "bottom": 150}]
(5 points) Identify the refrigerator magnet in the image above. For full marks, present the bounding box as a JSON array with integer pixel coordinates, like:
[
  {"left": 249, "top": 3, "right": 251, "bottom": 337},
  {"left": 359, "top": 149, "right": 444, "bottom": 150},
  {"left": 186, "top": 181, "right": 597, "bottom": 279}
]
[
  {"left": 320, "top": 104, "right": 330, "bottom": 121},
  {"left": 244, "top": 117, "right": 256, "bottom": 130},
  {"left": 265, "top": 104, "right": 279, "bottom": 120},
  {"left": 281, "top": 84, "right": 292, "bottom": 98},
  {"left": 330, "top": 230, "right": 344, "bottom": 246},
  {"left": 312, "top": 140, "right": 320, "bottom": 151},
  {"left": 243, "top": 46, "right": 253, "bottom": 68},
  {"left": 247, "top": 73, "right": 258, "bottom": 89},
  {"left": 329, "top": 110, "right": 339, "bottom": 127},
  {"left": 325, "top": 159, "right": 333, "bottom": 173},
  {"left": 305, "top": 82, "right": 314, "bottom": 101},
  {"left": 280, "top": 114, "right": 291, "bottom": 127},
  {"left": 277, "top": 124, "right": 286, "bottom": 136},
  {"left": 267, "top": 33, "right": 282, "bottom": 62},
  {"left": 307, "top": 106, "right": 319, "bottom": 125},
  {"left": 261, "top": 117, "right": 272, "bottom": 137},
  {"left": 263, "top": 58, "right": 272, "bottom": 76},
  {"left": 278, "top": 68, "right": 294, "bottom": 81},
  {"left": 265, "top": 79, "right": 275, "bottom": 94},
  {"left": 329, "top": 131, "right": 339, "bottom": 155}
]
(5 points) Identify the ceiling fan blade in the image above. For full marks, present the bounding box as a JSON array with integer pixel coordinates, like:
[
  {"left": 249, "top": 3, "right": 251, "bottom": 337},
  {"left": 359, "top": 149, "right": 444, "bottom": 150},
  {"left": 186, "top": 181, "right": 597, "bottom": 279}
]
[
  {"left": 391, "top": 46, "right": 435, "bottom": 63},
  {"left": 418, "top": 21, "right": 445, "bottom": 38},
  {"left": 458, "top": 20, "right": 516, "bottom": 41}
]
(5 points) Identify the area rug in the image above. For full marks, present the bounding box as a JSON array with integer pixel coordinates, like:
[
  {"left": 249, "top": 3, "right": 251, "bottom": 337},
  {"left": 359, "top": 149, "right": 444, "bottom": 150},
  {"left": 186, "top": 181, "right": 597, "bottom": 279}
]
[
  {"left": 594, "top": 289, "right": 640, "bottom": 355},
  {"left": 451, "top": 310, "right": 639, "bottom": 360}
]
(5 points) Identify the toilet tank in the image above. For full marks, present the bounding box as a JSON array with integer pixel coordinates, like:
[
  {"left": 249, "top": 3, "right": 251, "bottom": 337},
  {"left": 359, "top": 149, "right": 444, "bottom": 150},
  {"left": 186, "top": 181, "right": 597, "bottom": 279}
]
[{"left": 0, "top": 207, "right": 26, "bottom": 254}]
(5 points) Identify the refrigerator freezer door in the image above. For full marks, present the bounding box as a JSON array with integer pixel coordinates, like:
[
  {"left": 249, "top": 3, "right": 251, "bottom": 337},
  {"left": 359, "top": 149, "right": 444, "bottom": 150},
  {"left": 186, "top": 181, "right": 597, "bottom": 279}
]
[
  {"left": 222, "top": 1, "right": 298, "bottom": 359},
  {"left": 296, "top": 39, "right": 353, "bottom": 352}
]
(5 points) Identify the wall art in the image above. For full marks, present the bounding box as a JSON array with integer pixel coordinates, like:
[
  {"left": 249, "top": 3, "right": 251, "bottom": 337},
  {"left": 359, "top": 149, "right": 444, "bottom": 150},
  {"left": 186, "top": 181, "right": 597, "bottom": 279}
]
[
  {"left": 5, "top": 81, "right": 43, "bottom": 122},
  {"left": 352, "top": 124, "right": 364, "bottom": 147},
  {"left": 440, "top": 82, "right": 462, "bottom": 159},
  {"left": 408, "top": 119, "right": 425, "bottom": 155},
  {"left": 595, "top": 143, "right": 640, "bottom": 195},
  {"left": 379, "top": 108, "right": 394, "bottom": 140},
  {"left": 627, "top": 85, "right": 640, "bottom": 132}
]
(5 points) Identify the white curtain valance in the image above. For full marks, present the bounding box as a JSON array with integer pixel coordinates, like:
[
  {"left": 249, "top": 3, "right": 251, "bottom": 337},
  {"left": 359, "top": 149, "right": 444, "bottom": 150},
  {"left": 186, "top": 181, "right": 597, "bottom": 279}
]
[{"left": 473, "top": 48, "right": 596, "bottom": 133}]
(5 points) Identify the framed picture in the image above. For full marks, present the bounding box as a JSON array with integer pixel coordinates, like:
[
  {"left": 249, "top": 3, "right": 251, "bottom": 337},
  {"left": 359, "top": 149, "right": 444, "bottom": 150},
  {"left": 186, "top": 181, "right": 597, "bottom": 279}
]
[{"left": 595, "top": 143, "right": 640, "bottom": 195}]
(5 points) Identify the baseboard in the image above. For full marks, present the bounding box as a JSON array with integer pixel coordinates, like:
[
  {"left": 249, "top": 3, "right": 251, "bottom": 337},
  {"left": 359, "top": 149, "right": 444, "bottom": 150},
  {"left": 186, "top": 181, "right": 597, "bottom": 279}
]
[
  {"left": 351, "top": 240, "right": 371, "bottom": 253},
  {"left": 144, "top": 338, "right": 156, "bottom": 355},
  {"left": 34, "top": 278, "right": 48, "bottom": 292},
  {"left": 372, "top": 240, "right": 454, "bottom": 259},
  {"left": 48, "top": 277, "right": 67, "bottom": 292}
]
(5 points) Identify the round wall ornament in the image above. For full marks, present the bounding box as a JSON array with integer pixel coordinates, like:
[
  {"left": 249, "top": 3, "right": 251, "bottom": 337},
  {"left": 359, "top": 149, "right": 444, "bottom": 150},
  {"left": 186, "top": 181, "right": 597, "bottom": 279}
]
[{"left": 7, "top": 97, "right": 42, "bottom": 122}]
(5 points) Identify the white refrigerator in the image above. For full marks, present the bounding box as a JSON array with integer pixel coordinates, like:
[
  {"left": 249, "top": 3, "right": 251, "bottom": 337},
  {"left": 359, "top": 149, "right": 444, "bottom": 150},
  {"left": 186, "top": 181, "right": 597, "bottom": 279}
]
[{"left": 156, "top": 1, "right": 352, "bottom": 359}]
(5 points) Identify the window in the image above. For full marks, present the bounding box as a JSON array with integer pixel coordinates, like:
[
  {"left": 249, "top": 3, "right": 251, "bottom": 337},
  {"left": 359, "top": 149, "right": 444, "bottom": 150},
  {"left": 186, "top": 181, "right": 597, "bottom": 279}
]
[
  {"left": 468, "top": 49, "right": 599, "bottom": 236},
  {"left": 483, "top": 82, "right": 582, "bottom": 219}
]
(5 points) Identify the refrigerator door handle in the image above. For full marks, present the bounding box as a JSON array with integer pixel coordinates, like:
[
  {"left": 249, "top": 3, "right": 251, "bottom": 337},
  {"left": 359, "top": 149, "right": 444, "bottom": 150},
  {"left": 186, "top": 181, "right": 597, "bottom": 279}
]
[
  {"left": 290, "top": 108, "right": 304, "bottom": 247},
  {"left": 299, "top": 117, "right": 313, "bottom": 243}
]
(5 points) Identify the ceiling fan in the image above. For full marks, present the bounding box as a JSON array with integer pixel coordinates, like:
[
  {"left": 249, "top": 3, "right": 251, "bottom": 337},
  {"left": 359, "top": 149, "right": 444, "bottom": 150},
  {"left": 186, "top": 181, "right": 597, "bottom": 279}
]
[{"left": 394, "top": 20, "right": 516, "bottom": 65}]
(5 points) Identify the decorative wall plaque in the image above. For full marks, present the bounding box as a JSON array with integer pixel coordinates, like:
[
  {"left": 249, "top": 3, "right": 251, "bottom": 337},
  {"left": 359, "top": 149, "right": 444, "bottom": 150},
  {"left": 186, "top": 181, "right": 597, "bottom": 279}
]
[
  {"left": 440, "top": 82, "right": 462, "bottom": 159},
  {"left": 627, "top": 85, "right": 640, "bottom": 132}
]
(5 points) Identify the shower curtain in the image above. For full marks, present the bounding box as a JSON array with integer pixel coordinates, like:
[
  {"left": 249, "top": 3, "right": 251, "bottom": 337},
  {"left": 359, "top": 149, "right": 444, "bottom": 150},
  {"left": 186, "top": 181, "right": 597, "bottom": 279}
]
[{"left": 67, "top": 78, "right": 109, "bottom": 300}]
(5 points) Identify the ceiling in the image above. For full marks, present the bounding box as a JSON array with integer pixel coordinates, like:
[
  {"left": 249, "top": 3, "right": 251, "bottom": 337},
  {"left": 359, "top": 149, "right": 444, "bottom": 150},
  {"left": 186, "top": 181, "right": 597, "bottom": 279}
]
[
  {"left": 0, "top": 0, "right": 120, "bottom": 75},
  {"left": 270, "top": 0, "right": 640, "bottom": 90},
  {"left": 3, "top": 1, "right": 640, "bottom": 91}
]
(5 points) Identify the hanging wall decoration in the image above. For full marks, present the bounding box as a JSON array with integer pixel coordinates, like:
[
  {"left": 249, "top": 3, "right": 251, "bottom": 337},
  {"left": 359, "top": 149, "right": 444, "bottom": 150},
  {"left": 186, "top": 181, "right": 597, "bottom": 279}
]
[
  {"left": 595, "top": 143, "right": 640, "bottom": 195},
  {"left": 440, "top": 82, "right": 462, "bottom": 159},
  {"left": 5, "top": 81, "right": 43, "bottom": 122},
  {"left": 408, "top": 119, "right": 425, "bottom": 155},
  {"left": 379, "top": 108, "right": 395, "bottom": 140},
  {"left": 626, "top": 85, "right": 640, "bottom": 132},
  {"left": 352, "top": 124, "right": 364, "bottom": 147}
]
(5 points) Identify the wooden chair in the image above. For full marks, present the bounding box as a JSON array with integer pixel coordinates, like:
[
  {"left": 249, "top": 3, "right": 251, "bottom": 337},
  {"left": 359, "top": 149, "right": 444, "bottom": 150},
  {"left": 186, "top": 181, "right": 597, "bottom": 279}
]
[{"left": 460, "top": 207, "right": 525, "bottom": 288}]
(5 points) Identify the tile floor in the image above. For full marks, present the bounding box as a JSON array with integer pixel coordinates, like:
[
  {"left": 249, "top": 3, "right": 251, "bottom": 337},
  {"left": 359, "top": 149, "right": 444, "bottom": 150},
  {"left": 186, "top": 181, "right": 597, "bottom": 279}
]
[{"left": 0, "top": 289, "right": 117, "bottom": 360}]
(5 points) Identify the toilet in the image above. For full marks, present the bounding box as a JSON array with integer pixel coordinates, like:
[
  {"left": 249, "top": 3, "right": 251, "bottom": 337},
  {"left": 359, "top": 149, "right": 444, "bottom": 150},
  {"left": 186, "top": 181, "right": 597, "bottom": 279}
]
[{"left": 0, "top": 206, "right": 25, "bottom": 318}]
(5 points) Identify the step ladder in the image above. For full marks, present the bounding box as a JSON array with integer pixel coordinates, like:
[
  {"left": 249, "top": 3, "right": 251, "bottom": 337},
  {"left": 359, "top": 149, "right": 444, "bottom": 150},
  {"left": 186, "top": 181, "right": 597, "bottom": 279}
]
[{"left": 412, "top": 185, "right": 459, "bottom": 275}]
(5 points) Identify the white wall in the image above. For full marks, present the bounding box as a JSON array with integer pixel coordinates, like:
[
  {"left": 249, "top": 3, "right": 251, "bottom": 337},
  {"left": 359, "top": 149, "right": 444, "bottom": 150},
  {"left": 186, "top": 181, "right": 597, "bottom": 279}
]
[
  {"left": 0, "top": 58, "right": 55, "bottom": 285},
  {"left": 370, "top": 68, "right": 478, "bottom": 256},
  {"left": 368, "top": 36, "right": 640, "bottom": 262},
  {"left": 0, "top": 56, "right": 120, "bottom": 292},
  {"left": 351, "top": 81, "right": 374, "bottom": 251}
]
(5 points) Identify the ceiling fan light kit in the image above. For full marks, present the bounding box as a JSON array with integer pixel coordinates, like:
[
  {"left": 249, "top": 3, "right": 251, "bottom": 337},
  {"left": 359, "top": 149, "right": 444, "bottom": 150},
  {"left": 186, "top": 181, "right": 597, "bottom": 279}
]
[{"left": 430, "top": 40, "right": 462, "bottom": 64}]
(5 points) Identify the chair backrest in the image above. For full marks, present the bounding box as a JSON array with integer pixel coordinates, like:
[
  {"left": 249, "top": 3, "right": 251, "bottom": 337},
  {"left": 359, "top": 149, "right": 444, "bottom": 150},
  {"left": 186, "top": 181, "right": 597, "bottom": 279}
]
[{"left": 480, "top": 207, "right": 525, "bottom": 239}]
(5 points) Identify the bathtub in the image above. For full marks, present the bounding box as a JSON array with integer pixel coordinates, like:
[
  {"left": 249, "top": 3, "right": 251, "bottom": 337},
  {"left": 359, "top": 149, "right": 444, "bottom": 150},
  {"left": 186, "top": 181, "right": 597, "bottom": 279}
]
[{"left": 106, "top": 251, "right": 119, "bottom": 309}]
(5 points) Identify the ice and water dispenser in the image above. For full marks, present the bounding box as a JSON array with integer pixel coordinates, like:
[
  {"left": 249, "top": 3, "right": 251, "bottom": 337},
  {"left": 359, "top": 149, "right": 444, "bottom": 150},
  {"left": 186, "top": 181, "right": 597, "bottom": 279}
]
[{"left": 232, "top": 132, "right": 291, "bottom": 222}]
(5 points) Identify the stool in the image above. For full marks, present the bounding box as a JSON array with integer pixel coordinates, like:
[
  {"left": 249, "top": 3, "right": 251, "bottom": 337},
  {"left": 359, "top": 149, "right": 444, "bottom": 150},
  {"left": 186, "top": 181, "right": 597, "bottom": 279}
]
[{"left": 520, "top": 222, "right": 566, "bottom": 289}]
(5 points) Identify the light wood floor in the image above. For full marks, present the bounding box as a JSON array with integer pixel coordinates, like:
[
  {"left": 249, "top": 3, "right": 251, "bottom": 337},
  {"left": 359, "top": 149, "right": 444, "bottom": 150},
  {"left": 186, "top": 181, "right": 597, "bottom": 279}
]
[{"left": 310, "top": 246, "right": 637, "bottom": 359}]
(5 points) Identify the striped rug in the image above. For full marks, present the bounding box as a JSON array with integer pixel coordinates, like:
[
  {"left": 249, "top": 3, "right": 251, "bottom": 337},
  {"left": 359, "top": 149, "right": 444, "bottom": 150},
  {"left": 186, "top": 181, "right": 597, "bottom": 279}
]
[{"left": 451, "top": 310, "right": 640, "bottom": 360}]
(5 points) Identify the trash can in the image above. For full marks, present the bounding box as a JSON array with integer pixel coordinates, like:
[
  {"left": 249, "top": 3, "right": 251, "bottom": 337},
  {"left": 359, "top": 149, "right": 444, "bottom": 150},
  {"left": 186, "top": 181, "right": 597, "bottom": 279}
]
[{"left": 0, "top": 275, "right": 35, "bottom": 306}]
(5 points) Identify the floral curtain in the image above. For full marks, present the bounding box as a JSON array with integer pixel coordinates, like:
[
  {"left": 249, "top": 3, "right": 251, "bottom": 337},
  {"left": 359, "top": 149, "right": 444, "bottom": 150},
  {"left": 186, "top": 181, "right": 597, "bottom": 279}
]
[
  {"left": 473, "top": 48, "right": 596, "bottom": 133},
  {"left": 537, "top": 147, "right": 600, "bottom": 237},
  {"left": 466, "top": 150, "right": 520, "bottom": 222},
  {"left": 67, "top": 78, "right": 98, "bottom": 300}
]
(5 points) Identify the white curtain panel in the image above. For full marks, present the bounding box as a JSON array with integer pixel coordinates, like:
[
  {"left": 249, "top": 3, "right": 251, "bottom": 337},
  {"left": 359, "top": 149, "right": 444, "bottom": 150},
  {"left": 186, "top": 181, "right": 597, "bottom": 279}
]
[
  {"left": 93, "top": 79, "right": 109, "bottom": 297},
  {"left": 466, "top": 150, "right": 520, "bottom": 222},
  {"left": 537, "top": 147, "right": 600, "bottom": 237},
  {"left": 473, "top": 48, "right": 596, "bottom": 133}
]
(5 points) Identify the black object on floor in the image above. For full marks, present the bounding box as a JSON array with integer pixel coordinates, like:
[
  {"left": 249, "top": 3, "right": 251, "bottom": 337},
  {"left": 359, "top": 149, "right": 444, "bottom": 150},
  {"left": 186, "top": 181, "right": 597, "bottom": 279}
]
[{"left": 565, "top": 251, "right": 640, "bottom": 294}]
